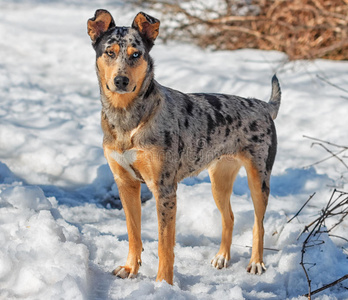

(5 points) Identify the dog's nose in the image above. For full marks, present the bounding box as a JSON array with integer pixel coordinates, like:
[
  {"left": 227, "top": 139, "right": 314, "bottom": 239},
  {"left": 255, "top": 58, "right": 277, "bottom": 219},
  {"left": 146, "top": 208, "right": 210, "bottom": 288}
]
[{"left": 114, "top": 76, "right": 129, "bottom": 90}]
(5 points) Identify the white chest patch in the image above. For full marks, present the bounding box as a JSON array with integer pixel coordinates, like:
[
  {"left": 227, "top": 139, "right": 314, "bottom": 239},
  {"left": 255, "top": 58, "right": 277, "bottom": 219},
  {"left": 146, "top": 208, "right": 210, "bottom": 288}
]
[{"left": 110, "top": 149, "right": 138, "bottom": 180}]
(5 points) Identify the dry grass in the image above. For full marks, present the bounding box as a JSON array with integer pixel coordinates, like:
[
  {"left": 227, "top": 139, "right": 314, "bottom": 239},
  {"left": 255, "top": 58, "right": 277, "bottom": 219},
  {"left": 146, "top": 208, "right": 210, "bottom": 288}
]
[{"left": 135, "top": 0, "right": 348, "bottom": 60}]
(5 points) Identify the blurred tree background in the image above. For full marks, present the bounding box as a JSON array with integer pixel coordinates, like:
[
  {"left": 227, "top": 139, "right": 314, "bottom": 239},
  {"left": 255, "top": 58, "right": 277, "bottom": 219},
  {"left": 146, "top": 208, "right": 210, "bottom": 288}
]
[{"left": 133, "top": 0, "right": 348, "bottom": 60}]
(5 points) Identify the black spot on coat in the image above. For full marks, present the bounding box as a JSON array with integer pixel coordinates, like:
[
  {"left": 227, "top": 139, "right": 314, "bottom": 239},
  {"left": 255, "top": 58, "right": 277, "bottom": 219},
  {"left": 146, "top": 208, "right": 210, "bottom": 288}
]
[
  {"left": 249, "top": 121, "right": 258, "bottom": 132},
  {"left": 262, "top": 181, "right": 270, "bottom": 194},
  {"left": 164, "top": 131, "right": 172, "bottom": 148},
  {"left": 144, "top": 79, "right": 155, "bottom": 99},
  {"left": 213, "top": 110, "right": 226, "bottom": 127},
  {"left": 251, "top": 135, "right": 260, "bottom": 143},
  {"left": 206, "top": 113, "right": 215, "bottom": 137},
  {"left": 246, "top": 98, "right": 254, "bottom": 107},
  {"left": 226, "top": 115, "right": 233, "bottom": 124},
  {"left": 266, "top": 121, "right": 277, "bottom": 171},
  {"left": 205, "top": 94, "right": 222, "bottom": 110},
  {"left": 183, "top": 95, "right": 194, "bottom": 116},
  {"left": 236, "top": 112, "right": 242, "bottom": 128},
  {"left": 178, "top": 136, "right": 184, "bottom": 157}
]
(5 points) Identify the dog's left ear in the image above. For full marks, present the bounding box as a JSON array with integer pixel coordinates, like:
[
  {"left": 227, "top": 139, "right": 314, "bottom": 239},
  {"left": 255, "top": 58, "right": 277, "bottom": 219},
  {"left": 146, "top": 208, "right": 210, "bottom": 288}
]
[{"left": 132, "top": 12, "right": 160, "bottom": 48}]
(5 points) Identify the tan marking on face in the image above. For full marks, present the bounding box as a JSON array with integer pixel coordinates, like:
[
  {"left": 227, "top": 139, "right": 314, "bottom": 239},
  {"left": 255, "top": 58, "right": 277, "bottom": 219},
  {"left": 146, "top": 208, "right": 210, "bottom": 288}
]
[
  {"left": 97, "top": 54, "right": 148, "bottom": 109},
  {"left": 127, "top": 46, "right": 138, "bottom": 56},
  {"left": 107, "top": 44, "right": 120, "bottom": 56}
]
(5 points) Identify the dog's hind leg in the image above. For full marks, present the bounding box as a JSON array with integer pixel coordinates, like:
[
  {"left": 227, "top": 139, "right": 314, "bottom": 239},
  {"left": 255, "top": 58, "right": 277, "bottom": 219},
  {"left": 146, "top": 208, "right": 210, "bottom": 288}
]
[
  {"left": 209, "top": 157, "right": 242, "bottom": 269},
  {"left": 243, "top": 158, "right": 271, "bottom": 275}
]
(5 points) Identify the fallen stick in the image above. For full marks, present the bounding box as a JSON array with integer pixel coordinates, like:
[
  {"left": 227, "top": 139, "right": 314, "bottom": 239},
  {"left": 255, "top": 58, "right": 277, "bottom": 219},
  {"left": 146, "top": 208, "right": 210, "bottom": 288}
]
[{"left": 303, "top": 274, "right": 348, "bottom": 298}]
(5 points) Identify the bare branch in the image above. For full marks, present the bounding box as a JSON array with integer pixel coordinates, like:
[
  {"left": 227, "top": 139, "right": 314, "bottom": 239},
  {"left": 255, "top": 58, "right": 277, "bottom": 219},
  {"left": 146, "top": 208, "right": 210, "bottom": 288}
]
[
  {"left": 299, "top": 190, "right": 348, "bottom": 298},
  {"left": 303, "top": 136, "right": 348, "bottom": 150},
  {"left": 329, "top": 234, "right": 348, "bottom": 243},
  {"left": 303, "top": 148, "right": 347, "bottom": 169},
  {"left": 311, "top": 143, "right": 348, "bottom": 170},
  {"left": 316, "top": 74, "right": 348, "bottom": 94},
  {"left": 288, "top": 193, "right": 316, "bottom": 223},
  {"left": 304, "top": 274, "right": 348, "bottom": 298}
]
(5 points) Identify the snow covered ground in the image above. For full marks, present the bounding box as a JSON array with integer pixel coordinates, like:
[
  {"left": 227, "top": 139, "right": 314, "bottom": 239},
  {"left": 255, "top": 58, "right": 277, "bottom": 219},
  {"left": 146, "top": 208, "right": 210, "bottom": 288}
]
[{"left": 0, "top": 1, "right": 348, "bottom": 299}]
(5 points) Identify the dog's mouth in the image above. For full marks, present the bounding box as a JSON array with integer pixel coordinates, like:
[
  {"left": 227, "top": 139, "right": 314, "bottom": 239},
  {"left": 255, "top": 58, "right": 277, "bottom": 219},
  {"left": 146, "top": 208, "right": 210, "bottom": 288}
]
[{"left": 106, "top": 83, "right": 137, "bottom": 94}]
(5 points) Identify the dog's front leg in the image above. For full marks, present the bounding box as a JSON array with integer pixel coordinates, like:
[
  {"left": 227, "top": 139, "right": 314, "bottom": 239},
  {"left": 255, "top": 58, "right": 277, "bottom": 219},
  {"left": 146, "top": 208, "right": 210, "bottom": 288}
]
[
  {"left": 104, "top": 148, "right": 142, "bottom": 279},
  {"left": 155, "top": 187, "right": 177, "bottom": 285},
  {"left": 113, "top": 177, "right": 142, "bottom": 278}
]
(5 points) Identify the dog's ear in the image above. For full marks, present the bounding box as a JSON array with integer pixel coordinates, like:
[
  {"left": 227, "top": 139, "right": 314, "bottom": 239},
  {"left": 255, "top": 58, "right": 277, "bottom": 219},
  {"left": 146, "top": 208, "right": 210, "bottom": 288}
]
[
  {"left": 132, "top": 12, "right": 160, "bottom": 47},
  {"left": 87, "top": 9, "right": 116, "bottom": 43}
]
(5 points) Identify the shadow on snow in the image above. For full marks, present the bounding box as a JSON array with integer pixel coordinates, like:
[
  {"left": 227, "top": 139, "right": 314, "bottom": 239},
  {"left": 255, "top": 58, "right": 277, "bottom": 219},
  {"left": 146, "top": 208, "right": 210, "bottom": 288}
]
[{"left": 0, "top": 161, "right": 333, "bottom": 209}]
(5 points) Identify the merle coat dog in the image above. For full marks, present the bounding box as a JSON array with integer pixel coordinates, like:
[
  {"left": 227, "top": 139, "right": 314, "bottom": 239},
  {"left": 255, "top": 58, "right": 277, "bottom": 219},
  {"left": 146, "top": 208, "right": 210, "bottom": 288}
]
[{"left": 87, "top": 9, "right": 281, "bottom": 284}]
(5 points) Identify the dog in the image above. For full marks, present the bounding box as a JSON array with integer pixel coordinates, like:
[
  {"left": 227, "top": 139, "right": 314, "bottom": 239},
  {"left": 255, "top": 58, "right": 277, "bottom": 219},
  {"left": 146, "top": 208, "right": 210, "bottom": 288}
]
[{"left": 87, "top": 9, "right": 281, "bottom": 285}]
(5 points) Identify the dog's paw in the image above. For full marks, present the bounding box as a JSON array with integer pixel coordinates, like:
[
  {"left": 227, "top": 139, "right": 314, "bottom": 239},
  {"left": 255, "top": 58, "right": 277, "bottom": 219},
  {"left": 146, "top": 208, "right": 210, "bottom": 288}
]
[
  {"left": 211, "top": 254, "right": 229, "bottom": 269},
  {"left": 246, "top": 262, "right": 266, "bottom": 275},
  {"left": 112, "top": 266, "right": 137, "bottom": 279}
]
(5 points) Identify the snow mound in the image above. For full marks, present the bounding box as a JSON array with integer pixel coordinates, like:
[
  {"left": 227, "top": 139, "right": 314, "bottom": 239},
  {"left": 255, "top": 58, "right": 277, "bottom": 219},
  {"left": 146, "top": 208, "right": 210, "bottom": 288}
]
[{"left": 0, "top": 183, "right": 89, "bottom": 299}]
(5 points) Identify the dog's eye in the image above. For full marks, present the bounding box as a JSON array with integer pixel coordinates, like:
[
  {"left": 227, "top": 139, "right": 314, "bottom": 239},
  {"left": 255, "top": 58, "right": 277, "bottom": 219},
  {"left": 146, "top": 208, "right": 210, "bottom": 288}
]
[
  {"left": 106, "top": 51, "right": 116, "bottom": 58},
  {"left": 131, "top": 52, "right": 140, "bottom": 59}
]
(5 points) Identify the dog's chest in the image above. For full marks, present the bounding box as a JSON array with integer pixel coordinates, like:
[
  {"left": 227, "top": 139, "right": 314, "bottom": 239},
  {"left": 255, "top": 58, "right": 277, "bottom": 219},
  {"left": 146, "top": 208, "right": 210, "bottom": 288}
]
[{"left": 110, "top": 149, "right": 140, "bottom": 180}]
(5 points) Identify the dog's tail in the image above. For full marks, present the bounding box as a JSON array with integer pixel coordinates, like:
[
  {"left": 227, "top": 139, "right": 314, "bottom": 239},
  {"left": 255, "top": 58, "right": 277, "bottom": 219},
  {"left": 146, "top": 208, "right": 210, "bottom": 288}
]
[{"left": 268, "top": 74, "right": 281, "bottom": 120}]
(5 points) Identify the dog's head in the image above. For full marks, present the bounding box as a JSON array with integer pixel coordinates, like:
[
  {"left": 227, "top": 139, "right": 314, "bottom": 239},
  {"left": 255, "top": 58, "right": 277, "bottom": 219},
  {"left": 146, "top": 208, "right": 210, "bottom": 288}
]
[{"left": 87, "top": 10, "right": 159, "bottom": 96}]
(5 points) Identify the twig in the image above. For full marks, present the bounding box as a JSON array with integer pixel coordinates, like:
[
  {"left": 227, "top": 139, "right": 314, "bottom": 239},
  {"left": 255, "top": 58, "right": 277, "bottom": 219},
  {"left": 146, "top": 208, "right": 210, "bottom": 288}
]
[
  {"left": 329, "top": 234, "right": 348, "bottom": 243},
  {"left": 304, "top": 274, "right": 348, "bottom": 298},
  {"left": 299, "top": 189, "right": 348, "bottom": 299},
  {"left": 302, "top": 136, "right": 348, "bottom": 176},
  {"left": 303, "top": 136, "right": 348, "bottom": 150},
  {"left": 316, "top": 74, "right": 348, "bottom": 94},
  {"left": 303, "top": 148, "right": 347, "bottom": 169},
  {"left": 232, "top": 244, "right": 280, "bottom": 252},
  {"left": 311, "top": 143, "right": 348, "bottom": 170},
  {"left": 288, "top": 193, "right": 316, "bottom": 223}
]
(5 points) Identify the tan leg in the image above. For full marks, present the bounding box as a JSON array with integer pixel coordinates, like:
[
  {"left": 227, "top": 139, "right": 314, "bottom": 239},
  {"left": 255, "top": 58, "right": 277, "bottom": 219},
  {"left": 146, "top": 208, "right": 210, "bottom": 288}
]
[
  {"left": 244, "top": 159, "right": 269, "bottom": 275},
  {"left": 104, "top": 148, "right": 143, "bottom": 279},
  {"left": 132, "top": 149, "right": 177, "bottom": 284},
  {"left": 154, "top": 189, "right": 177, "bottom": 284},
  {"left": 208, "top": 157, "right": 241, "bottom": 269}
]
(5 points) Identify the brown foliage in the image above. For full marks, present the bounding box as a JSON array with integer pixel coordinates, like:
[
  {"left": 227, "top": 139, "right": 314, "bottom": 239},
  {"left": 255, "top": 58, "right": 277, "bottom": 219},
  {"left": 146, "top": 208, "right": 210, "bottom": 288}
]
[{"left": 135, "top": 0, "right": 348, "bottom": 60}]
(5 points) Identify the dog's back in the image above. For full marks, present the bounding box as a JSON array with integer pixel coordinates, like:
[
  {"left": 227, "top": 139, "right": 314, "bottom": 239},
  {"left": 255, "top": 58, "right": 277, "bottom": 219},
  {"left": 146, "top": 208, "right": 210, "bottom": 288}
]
[{"left": 136, "top": 79, "right": 280, "bottom": 183}]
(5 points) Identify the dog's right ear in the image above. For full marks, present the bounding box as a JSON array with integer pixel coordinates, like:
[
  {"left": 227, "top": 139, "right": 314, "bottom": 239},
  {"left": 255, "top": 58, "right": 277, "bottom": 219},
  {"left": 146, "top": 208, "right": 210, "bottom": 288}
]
[{"left": 87, "top": 9, "right": 115, "bottom": 43}]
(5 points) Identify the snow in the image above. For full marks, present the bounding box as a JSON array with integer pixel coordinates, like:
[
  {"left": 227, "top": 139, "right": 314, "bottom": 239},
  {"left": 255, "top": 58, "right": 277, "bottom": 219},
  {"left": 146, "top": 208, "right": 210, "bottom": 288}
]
[{"left": 0, "top": 1, "right": 348, "bottom": 299}]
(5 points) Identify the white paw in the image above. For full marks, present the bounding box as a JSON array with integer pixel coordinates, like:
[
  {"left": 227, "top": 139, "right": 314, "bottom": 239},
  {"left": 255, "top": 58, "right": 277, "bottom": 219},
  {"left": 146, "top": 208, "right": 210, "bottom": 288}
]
[
  {"left": 112, "top": 266, "right": 136, "bottom": 279},
  {"left": 211, "top": 254, "right": 229, "bottom": 269},
  {"left": 246, "top": 262, "right": 266, "bottom": 275}
]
